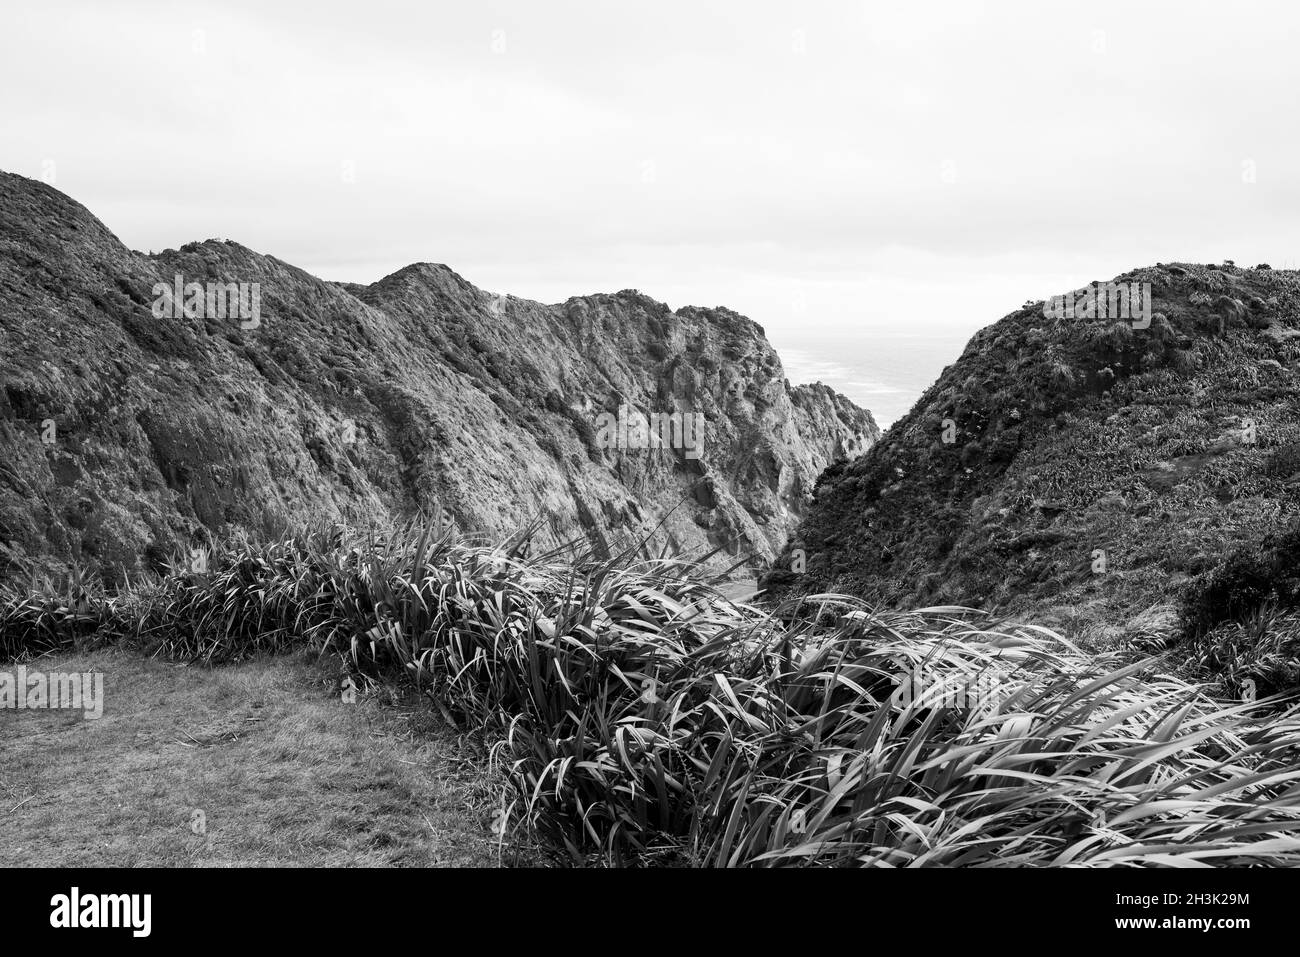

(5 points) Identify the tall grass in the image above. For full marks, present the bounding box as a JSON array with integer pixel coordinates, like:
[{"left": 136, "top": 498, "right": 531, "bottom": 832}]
[{"left": 4, "top": 520, "right": 1300, "bottom": 866}]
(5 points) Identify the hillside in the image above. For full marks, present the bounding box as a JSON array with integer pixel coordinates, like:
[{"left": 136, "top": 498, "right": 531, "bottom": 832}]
[
  {"left": 765, "top": 262, "right": 1300, "bottom": 636},
  {"left": 0, "top": 172, "right": 877, "bottom": 584}
]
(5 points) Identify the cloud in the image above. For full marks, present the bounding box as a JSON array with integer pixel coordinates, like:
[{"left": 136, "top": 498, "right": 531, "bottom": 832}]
[{"left": 3, "top": 0, "right": 1298, "bottom": 422}]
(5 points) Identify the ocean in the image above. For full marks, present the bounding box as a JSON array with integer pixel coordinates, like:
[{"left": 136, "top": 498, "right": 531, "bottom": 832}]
[{"left": 771, "top": 325, "right": 981, "bottom": 430}]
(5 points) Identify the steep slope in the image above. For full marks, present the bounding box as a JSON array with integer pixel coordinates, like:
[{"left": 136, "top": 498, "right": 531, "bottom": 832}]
[
  {"left": 0, "top": 171, "right": 877, "bottom": 584},
  {"left": 765, "top": 262, "right": 1300, "bottom": 629}
]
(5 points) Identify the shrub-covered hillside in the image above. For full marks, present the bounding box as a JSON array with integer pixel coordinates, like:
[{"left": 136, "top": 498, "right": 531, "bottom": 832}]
[{"left": 766, "top": 263, "right": 1300, "bottom": 636}]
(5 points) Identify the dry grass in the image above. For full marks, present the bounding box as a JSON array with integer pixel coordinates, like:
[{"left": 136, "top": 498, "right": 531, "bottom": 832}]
[{"left": 0, "top": 647, "right": 520, "bottom": 867}]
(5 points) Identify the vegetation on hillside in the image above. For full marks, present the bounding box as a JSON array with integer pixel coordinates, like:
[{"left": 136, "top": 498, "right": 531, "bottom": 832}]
[
  {"left": 6, "top": 521, "right": 1300, "bottom": 866},
  {"left": 767, "top": 263, "right": 1300, "bottom": 642},
  {"left": 1175, "top": 519, "right": 1300, "bottom": 699}
]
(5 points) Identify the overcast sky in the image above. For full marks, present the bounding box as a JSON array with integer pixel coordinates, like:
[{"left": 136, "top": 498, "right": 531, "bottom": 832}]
[{"left": 4, "top": 1, "right": 1298, "bottom": 423}]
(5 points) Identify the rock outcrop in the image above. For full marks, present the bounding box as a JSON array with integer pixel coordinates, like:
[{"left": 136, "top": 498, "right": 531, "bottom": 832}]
[{"left": 0, "top": 171, "right": 877, "bottom": 583}]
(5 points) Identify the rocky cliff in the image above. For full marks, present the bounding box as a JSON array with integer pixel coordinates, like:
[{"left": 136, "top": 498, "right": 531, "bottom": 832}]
[
  {"left": 0, "top": 171, "right": 877, "bottom": 584},
  {"left": 766, "top": 263, "right": 1300, "bottom": 630}
]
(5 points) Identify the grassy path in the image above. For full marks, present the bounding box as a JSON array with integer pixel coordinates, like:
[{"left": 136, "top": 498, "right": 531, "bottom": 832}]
[{"left": 0, "top": 648, "right": 510, "bottom": 866}]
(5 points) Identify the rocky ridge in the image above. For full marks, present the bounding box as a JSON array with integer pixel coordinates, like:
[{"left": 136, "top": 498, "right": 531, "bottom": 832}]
[{"left": 0, "top": 171, "right": 877, "bottom": 584}]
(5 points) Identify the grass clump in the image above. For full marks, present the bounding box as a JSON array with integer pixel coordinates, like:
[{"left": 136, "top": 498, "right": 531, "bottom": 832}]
[{"left": 5, "top": 520, "right": 1300, "bottom": 866}]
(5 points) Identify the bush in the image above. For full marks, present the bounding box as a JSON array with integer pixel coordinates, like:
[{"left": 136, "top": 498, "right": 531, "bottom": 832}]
[
  {"left": 1181, "top": 604, "right": 1300, "bottom": 699},
  {"left": 1179, "top": 520, "right": 1300, "bottom": 639},
  {"left": 1267, "top": 439, "right": 1300, "bottom": 478},
  {"left": 1048, "top": 361, "right": 1076, "bottom": 391}
]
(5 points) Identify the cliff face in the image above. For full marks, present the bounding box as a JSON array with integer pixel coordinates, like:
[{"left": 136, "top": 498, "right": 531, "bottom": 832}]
[
  {"left": 0, "top": 172, "right": 877, "bottom": 583},
  {"left": 765, "top": 262, "right": 1300, "bottom": 625}
]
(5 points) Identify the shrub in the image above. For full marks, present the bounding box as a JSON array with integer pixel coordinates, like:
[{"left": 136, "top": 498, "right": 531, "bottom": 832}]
[
  {"left": 1181, "top": 604, "right": 1300, "bottom": 699},
  {"left": 1179, "top": 520, "right": 1300, "bottom": 639},
  {"left": 1267, "top": 439, "right": 1300, "bottom": 478},
  {"left": 1048, "top": 361, "right": 1076, "bottom": 391}
]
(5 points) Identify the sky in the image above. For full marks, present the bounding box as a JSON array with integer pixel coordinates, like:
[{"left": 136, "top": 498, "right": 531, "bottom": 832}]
[{"left": 4, "top": 0, "right": 1299, "bottom": 425}]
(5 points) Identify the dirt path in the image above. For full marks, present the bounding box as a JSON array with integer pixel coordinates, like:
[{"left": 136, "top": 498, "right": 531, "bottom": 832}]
[{"left": 0, "top": 648, "right": 509, "bottom": 866}]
